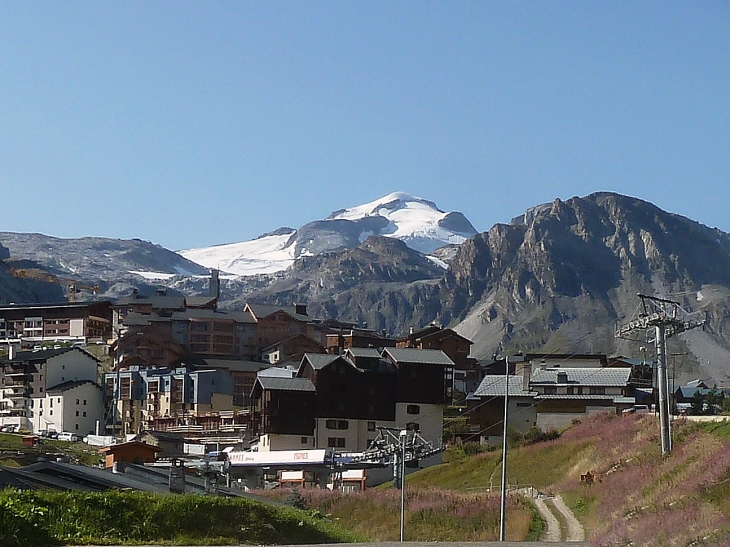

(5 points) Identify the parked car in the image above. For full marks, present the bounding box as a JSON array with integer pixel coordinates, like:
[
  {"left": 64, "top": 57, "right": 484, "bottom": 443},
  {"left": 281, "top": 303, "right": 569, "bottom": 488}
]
[{"left": 57, "top": 432, "right": 78, "bottom": 442}]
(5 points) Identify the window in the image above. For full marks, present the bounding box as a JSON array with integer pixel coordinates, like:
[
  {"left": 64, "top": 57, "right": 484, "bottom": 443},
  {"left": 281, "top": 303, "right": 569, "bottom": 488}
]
[
  {"left": 326, "top": 419, "right": 348, "bottom": 430},
  {"left": 75, "top": 411, "right": 79, "bottom": 416},
  {"left": 516, "top": 402, "right": 532, "bottom": 407},
  {"left": 326, "top": 419, "right": 337, "bottom": 429},
  {"left": 367, "top": 421, "right": 376, "bottom": 432},
  {"left": 327, "top": 437, "right": 346, "bottom": 448},
  {"left": 83, "top": 400, "right": 87, "bottom": 406},
  {"left": 567, "top": 387, "right": 575, "bottom": 395},
  {"left": 76, "top": 399, "right": 80, "bottom": 405},
  {"left": 75, "top": 424, "right": 79, "bottom": 430},
  {"left": 544, "top": 387, "right": 557, "bottom": 395},
  {"left": 337, "top": 420, "right": 348, "bottom": 430},
  {"left": 407, "top": 404, "right": 420, "bottom": 415},
  {"left": 83, "top": 411, "right": 87, "bottom": 417},
  {"left": 590, "top": 387, "right": 606, "bottom": 395},
  {"left": 301, "top": 437, "right": 308, "bottom": 444}
]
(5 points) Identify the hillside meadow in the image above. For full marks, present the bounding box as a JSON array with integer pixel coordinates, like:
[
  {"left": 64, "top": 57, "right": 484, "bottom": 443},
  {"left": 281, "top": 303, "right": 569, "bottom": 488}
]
[
  {"left": 0, "top": 489, "right": 363, "bottom": 546},
  {"left": 3, "top": 414, "right": 730, "bottom": 545}
]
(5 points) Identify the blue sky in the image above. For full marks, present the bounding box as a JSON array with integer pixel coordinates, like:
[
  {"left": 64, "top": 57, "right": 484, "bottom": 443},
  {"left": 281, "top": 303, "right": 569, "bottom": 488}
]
[{"left": 1, "top": 2, "right": 728, "bottom": 250}]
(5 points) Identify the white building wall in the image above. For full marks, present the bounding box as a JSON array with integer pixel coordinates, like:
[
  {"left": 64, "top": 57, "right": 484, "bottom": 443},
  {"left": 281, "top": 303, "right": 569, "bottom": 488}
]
[
  {"left": 394, "top": 402, "right": 443, "bottom": 448},
  {"left": 260, "top": 433, "right": 315, "bottom": 452},
  {"left": 31, "top": 383, "right": 102, "bottom": 435},
  {"left": 69, "top": 319, "right": 85, "bottom": 338},
  {"left": 44, "top": 351, "right": 98, "bottom": 389}
]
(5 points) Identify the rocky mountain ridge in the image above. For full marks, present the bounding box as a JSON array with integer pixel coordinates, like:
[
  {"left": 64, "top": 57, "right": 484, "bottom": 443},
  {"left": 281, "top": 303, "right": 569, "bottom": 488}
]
[{"left": 2, "top": 192, "right": 730, "bottom": 384}]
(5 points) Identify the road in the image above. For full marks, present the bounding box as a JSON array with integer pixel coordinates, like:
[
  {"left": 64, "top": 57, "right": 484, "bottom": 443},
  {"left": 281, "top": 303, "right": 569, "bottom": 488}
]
[{"left": 96, "top": 543, "right": 588, "bottom": 547}]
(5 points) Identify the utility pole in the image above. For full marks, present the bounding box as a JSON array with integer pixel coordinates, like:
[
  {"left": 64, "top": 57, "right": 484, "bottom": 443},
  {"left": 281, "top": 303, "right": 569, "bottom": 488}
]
[
  {"left": 616, "top": 294, "right": 704, "bottom": 455},
  {"left": 499, "top": 354, "right": 524, "bottom": 542}
]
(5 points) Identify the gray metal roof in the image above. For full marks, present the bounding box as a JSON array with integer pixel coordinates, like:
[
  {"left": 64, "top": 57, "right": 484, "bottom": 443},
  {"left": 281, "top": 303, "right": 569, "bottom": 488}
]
[
  {"left": 114, "top": 294, "right": 186, "bottom": 310},
  {"left": 302, "top": 353, "right": 342, "bottom": 370},
  {"left": 345, "top": 348, "right": 382, "bottom": 359},
  {"left": 530, "top": 367, "right": 631, "bottom": 387},
  {"left": 246, "top": 303, "right": 310, "bottom": 322},
  {"left": 383, "top": 348, "right": 455, "bottom": 366},
  {"left": 256, "top": 376, "right": 315, "bottom": 392},
  {"left": 185, "top": 296, "right": 218, "bottom": 307},
  {"left": 203, "top": 358, "right": 271, "bottom": 373},
  {"left": 170, "top": 309, "right": 256, "bottom": 323},
  {"left": 471, "top": 375, "right": 536, "bottom": 398},
  {"left": 3, "top": 347, "right": 99, "bottom": 364},
  {"left": 535, "top": 395, "right": 635, "bottom": 404}
]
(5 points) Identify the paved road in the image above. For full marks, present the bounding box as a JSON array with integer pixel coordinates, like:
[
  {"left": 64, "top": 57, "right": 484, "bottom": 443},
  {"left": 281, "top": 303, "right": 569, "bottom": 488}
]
[{"left": 96, "top": 543, "right": 588, "bottom": 547}]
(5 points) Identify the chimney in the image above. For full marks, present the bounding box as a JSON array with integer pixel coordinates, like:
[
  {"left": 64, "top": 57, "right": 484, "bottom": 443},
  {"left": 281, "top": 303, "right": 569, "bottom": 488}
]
[
  {"left": 8, "top": 343, "right": 18, "bottom": 360},
  {"left": 557, "top": 371, "right": 568, "bottom": 384},
  {"left": 522, "top": 361, "right": 532, "bottom": 392},
  {"left": 209, "top": 269, "right": 220, "bottom": 302},
  {"left": 294, "top": 303, "right": 307, "bottom": 316},
  {"left": 132, "top": 288, "right": 139, "bottom": 298}
]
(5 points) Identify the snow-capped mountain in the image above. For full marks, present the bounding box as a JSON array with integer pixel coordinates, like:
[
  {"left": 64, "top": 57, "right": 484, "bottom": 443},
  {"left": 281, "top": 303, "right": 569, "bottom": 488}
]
[{"left": 180, "top": 192, "right": 478, "bottom": 276}]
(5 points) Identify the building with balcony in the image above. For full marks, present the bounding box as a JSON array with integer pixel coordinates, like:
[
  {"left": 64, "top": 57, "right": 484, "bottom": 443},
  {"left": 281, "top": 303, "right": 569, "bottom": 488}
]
[{"left": 0, "top": 347, "right": 100, "bottom": 433}]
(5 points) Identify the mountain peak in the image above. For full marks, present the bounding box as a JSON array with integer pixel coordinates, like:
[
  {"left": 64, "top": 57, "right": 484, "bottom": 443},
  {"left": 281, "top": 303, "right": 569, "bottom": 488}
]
[
  {"left": 328, "top": 191, "right": 439, "bottom": 221},
  {"left": 181, "top": 192, "right": 478, "bottom": 276}
]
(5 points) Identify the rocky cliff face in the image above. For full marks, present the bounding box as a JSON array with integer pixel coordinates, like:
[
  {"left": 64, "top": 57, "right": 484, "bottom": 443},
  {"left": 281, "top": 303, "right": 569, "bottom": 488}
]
[
  {"left": 231, "top": 236, "right": 444, "bottom": 335},
  {"left": 437, "top": 193, "right": 730, "bottom": 383}
]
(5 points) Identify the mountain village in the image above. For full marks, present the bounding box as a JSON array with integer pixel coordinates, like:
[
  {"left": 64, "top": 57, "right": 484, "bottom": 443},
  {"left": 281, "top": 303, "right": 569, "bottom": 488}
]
[{"left": 1, "top": 262, "right": 713, "bottom": 494}]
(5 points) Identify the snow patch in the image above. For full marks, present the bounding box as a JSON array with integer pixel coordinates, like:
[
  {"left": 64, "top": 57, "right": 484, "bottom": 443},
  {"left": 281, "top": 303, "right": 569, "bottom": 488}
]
[
  {"left": 180, "top": 192, "right": 476, "bottom": 276},
  {"left": 130, "top": 271, "right": 177, "bottom": 280}
]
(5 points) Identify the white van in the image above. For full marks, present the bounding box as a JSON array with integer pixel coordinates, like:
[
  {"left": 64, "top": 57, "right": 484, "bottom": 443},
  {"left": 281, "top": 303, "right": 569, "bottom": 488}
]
[{"left": 58, "top": 432, "right": 78, "bottom": 442}]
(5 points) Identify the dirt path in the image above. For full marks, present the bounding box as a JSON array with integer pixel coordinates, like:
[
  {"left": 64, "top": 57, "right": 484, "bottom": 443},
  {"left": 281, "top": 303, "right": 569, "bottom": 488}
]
[
  {"left": 552, "top": 495, "right": 585, "bottom": 542},
  {"left": 533, "top": 497, "right": 561, "bottom": 542}
]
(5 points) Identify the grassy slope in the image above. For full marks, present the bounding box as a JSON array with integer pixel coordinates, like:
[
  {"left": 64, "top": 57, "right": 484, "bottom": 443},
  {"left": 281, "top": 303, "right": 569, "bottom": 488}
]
[
  {"left": 410, "top": 413, "right": 730, "bottom": 547},
  {"left": 261, "top": 484, "right": 537, "bottom": 543},
  {"left": 0, "top": 489, "right": 362, "bottom": 546}
]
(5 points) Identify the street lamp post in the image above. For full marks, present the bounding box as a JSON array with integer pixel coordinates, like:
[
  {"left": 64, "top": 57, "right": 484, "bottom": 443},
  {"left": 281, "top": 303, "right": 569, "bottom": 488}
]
[{"left": 399, "top": 428, "right": 407, "bottom": 542}]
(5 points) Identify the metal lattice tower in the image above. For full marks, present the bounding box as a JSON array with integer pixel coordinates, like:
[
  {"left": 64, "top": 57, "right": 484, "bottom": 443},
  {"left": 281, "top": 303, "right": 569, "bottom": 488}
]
[{"left": 616, "top": 294, "right": 704, "bottom": 454}]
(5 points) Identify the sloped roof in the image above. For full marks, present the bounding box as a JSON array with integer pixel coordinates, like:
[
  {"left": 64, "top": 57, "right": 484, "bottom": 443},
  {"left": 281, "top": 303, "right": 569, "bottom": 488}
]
[
  {"left": 402, "top": 325, "right": 472, "bottom": 345},
  {"left": 170, "top": 309, "right": 256, "bottom": 323},
  {"left": 5, "top": 347, "right": 71, "bottom": 363},
  {"left": 534, "top": 394, "right": 629, "bottom": 401},
  {"left": 469, "top": 375, "right": 536, "bottom": 398},
  {"left": 203, "top": 358, "right": 271, "bottom": 373},
  {"left": 530, "top": 367, "right": 631, "bottom": 387},
  {"left": 301, "top": 353, "right": 342, "bottom": 370},
  {"left": 185, "top": 296, "right": 217, "bottom": 308},
  {"left": 114, "top": 294, "right": 186, "bottom": 310},
  {"left": 245, "top": 303, "right": 310, "bottom": 322},
  {"left": 124, "top": 312, "right": 171, "bottom": 326},
  {"left": 345, "top": 348, "right": 382, "bottom": 359},
  {"left": 19, "top": 460, "right": 168, "bottom": 493},
  {"left": 260, "top": 333, "right": 325, "bottom": 353},
  {"left": 3, "top": 347, "right": 99, "bottom": 365},
  {"left": 46, "top": 380, "right": 100, "bottom": 394},
  {"left": 383, "top": 348, "right": 454, "bottom": 366},
  {"left": 256, "top": 376, "right": 315, "bottom": 392}
]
